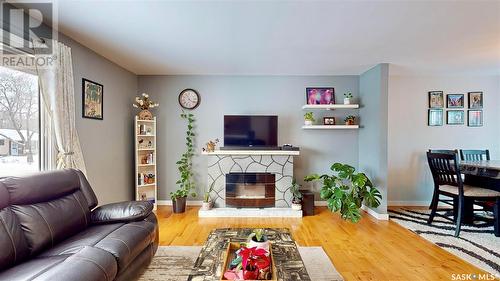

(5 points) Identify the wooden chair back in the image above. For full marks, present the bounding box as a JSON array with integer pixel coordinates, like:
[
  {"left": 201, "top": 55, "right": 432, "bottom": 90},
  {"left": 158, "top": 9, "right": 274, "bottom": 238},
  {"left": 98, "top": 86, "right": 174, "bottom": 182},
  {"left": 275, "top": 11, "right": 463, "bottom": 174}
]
[
  {"left": 426, "top": 151, "right": 463, "bottom": 188},
  {"left": 459, "top": 149, "right": 490, "bottom": 161}
]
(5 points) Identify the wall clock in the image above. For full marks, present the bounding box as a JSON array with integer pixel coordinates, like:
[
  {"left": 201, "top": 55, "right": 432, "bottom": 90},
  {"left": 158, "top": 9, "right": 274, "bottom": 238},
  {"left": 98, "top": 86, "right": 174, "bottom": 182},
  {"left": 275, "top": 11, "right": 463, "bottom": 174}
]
[{"left": 178, "top": 89, "right": 200, "bottom": 110}]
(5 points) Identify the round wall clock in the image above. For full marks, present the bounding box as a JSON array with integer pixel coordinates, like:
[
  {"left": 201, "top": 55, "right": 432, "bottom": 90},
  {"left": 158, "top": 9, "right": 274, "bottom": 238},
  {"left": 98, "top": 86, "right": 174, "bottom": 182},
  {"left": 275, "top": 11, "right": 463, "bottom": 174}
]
[{"left": 178, "top": 89, "right": 200, "bottom": 110}]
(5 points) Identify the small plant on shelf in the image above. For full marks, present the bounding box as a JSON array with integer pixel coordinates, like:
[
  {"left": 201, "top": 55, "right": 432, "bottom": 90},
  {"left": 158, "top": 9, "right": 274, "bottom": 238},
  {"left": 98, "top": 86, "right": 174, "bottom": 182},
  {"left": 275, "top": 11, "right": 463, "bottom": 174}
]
[
  {"left": 304, "top": 112, "right": 315, "bottom": 126},
  {"left": 304, "top": 163, "right": 382, "bottom": 223},
  {"left": 343, "top": 92, "right": 353, "bottom": 105},
  {"left": 344, "top": 115, "right": 356, "bottom": 125},
  {"left": 290, "top": 179, "right": 303, "bottom": 210},
  {"left": 171, "top": 110, "right": 197, "bottom": 213}
]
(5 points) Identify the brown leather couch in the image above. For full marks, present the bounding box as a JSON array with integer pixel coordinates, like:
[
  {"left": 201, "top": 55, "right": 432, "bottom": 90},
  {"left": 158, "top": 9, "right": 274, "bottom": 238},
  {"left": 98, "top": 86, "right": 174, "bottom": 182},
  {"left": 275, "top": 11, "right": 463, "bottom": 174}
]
[{"left": 0, "top": 169, "right": 158, "bottom": 281}]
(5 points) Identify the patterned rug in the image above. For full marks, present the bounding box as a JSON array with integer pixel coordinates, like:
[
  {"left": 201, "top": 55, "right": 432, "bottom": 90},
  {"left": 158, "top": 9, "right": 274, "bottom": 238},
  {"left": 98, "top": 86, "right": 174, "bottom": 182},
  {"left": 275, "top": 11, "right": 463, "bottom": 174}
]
[
  {"left": 137, "top": 246, "right": 343, "bottom": 281},
  {"left": 389, "top": 208, "right": 500, "bottom": 277}
]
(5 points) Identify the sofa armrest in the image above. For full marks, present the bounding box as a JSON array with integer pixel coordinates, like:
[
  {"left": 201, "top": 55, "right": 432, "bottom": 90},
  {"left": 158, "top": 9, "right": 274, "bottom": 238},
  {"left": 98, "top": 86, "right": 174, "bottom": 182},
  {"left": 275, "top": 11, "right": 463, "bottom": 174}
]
[{"left": 91, "top": 201, "right": 153, "bottom": 224}]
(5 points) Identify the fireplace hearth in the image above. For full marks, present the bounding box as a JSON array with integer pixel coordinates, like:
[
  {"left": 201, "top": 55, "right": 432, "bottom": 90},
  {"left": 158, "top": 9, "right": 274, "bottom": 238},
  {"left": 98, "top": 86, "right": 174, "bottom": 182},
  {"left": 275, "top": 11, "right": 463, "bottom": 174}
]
[{"left": 226, "top": 173, "right": 275, "bottom": 208}]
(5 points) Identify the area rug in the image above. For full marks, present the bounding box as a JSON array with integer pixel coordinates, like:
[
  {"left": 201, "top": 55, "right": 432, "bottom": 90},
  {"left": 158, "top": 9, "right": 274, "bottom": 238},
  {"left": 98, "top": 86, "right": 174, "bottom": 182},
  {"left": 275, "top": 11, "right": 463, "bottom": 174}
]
[
  {"left": 138, "top": 246, "right": 343, "bottom": 281},
  {"left": 389, "top": 208, "right": 500, "bottom": 277}
]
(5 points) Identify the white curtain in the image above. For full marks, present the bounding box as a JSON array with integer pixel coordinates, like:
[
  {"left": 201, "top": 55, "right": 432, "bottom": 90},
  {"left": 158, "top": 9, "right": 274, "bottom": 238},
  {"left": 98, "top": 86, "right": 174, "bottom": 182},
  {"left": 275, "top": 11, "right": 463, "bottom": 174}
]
[{"left": 35, "top": 40, "right": 87, "bottom": 174}]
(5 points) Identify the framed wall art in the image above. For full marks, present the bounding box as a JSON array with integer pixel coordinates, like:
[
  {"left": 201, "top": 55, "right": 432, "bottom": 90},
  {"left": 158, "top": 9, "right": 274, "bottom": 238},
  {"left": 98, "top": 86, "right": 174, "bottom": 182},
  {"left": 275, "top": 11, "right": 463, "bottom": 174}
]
[
  {"left": 428, "top": 109, "right": 443, "bottom": 126},
  {"left": 468, "top": 110, "right": 483, "bottom": 127},
  {"left": 468, "top": 92, "right": 483, "bottom": 109},
  {"left": 306, "top": 88, "right": 335, "bottom": 105},
  {"left": 446, "top": 110, "right": 464, "bottom": 125},
  {"left": 446, "top": 94, "right": 464, "bottom": 108},
  {"left": 428, "top": 91, "right": 444, "bottom": 108},
  {"left": 82, "top": 78, "right": 103, "bottom": 120}
]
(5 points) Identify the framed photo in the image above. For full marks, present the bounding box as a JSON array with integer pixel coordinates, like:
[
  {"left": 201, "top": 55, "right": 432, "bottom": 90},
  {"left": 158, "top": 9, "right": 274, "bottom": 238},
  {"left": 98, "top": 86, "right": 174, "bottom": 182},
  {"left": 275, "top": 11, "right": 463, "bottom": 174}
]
[
  {"left": 82, "top": 78, "right": 103, "bottom": 120},
  {"left": 468, "top": 110, "right": 483, "bottom": 127},
  {"left": 428, "top": 109, "right": 443, "bottom": 126},
  {"left": 447, "top": 94, "right": 464, "bottom": 108},
  {"left": 323, "top": 117, "right": 335, "bottom": 125},
  {"left": 428, "top": 91, "right": 444, "bottom": 108},
  {"left": 468, "top": 92, "right": 483, "bottom": 109},
  {"left": 306, "top": 88, "right": 335, "bottom": 105},
  {"left": 447, "top": 110, "right": 464, "bottom": 125}
]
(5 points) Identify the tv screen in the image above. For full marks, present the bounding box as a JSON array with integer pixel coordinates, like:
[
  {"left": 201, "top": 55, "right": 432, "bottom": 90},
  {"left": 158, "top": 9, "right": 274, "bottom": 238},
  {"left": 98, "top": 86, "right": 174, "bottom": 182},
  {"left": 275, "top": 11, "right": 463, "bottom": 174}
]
[{"left": 224, "top": 115, "right": 278, "bottom": 147}]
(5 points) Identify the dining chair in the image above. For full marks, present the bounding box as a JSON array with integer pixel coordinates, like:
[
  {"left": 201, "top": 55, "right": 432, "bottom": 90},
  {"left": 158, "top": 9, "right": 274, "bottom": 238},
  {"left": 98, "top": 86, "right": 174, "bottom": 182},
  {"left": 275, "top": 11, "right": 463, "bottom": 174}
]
[
  {"left": 427, "top": 150, "right": 458, "bottom": 210},
  {"left": 426, "top": 151, "right": 500, "bottom": 237},
  {"left": 459, "top": 149, "right": 490, "bottom": 161}
]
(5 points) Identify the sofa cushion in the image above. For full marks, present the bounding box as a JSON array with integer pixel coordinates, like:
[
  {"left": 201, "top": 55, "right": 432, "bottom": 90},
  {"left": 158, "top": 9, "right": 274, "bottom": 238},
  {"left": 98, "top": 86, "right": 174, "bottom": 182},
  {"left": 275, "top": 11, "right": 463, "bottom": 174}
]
[
  {"left": 34, "top": 247, "right": 118, "bottom": 281},
  {"left": 0, "top": 207, "right": 29, "bottom": 271},
  {"left": 39, "top": 223, "right": 124, "bottom": 257},
  {"left": 94, "top": 220, "right": 156, "bottom": 270},
  {"left": 0, "top": 255, "right": 69, "bottom": 281},
  {"left": 11, "top": 190, "right": 90, "bottom": 255}
]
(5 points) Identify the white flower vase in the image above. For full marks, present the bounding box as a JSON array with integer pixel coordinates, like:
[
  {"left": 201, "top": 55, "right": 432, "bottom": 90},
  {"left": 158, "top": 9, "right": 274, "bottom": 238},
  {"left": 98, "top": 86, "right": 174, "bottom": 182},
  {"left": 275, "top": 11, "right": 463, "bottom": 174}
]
[
  {"left": 344, "top": 98, "right": 352, "bottom": 105},
  {"left": 304, "top": 120, "right": 313, "bottom": 126},
  {"left": 292, "top": 203, "right": 302, "bottom": 211},
  {"left": 201, "top": 201, "right": 212, "bottom": 211},
  {"left": 247, "top": 238, "right": 270, "bottom": 253}
]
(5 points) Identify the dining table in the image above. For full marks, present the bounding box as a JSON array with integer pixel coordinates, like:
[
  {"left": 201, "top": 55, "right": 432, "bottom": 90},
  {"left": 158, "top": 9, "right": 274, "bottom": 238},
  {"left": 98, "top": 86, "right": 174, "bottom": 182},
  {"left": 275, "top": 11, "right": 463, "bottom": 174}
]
[{"left": 459, "top": 160, "right": 500, "bottom": 224}]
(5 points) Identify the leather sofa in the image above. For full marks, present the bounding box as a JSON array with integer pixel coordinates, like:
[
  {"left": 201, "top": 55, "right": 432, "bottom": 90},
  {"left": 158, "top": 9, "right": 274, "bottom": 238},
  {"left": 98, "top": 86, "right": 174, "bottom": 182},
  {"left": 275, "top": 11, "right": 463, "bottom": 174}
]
[{"left": 0, "top": 169, "right": 158, "bottom": 281}]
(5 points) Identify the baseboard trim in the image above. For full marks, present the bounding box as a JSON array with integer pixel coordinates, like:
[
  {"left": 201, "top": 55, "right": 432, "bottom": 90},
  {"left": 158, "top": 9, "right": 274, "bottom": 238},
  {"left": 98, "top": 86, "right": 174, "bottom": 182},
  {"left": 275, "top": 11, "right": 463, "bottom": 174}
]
[
  {"left": 361, "top": 205, "right": 389, "bottom": 220},
  {"left": 157, "top": 200, "right": 203, "bottom": 206},
  {"left": 388, "top": 201, "right": 430, "bottom": 207}
]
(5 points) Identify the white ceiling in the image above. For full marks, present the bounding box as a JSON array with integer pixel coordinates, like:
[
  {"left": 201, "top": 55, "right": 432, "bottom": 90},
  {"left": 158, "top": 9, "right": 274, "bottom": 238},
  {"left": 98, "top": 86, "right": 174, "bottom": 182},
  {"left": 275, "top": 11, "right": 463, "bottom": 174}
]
[{"left": 47, "top": 1, "right": 500, "bottom": 75}]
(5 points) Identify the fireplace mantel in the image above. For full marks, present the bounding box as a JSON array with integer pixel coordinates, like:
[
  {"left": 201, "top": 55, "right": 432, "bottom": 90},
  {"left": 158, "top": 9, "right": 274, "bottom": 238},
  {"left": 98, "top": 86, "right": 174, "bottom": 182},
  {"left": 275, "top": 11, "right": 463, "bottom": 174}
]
[{"left": 201, "top": 149, "right": 300, "bottom": 156}]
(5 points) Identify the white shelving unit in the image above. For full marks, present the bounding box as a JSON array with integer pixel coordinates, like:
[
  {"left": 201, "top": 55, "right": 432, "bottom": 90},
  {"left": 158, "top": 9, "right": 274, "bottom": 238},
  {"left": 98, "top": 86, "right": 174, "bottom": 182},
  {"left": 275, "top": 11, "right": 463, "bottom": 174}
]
[
  {"left": 302, "top": 125, "right": 359, "bottom": 130},
  {"left": 301, "top": 104, "right": 359, "bottom": 110},
  {"left": 135, "top": 116, "right": 157, "bottom": 210}
]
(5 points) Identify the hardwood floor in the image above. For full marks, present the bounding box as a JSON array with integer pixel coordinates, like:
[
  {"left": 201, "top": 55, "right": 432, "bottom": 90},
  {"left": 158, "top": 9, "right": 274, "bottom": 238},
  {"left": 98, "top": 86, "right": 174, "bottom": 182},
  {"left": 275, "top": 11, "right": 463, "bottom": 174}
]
[{"left": 156, "top": 206, "right": 487, "bottom": 281}]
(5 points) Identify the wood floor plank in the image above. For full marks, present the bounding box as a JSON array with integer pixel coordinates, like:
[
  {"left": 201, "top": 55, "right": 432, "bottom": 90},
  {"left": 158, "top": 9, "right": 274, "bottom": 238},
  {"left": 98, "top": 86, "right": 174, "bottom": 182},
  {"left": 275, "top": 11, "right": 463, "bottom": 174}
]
[{"left": 156, "top": 206, "right": 488, "bottom": 280}]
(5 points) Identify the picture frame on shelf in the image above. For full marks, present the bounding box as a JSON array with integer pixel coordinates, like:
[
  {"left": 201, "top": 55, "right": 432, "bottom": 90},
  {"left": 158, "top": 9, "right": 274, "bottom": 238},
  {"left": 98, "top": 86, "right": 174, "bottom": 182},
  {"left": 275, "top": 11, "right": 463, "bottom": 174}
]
[
  {"left": 428, "top": 91, "right": 444, "bottom": 108},
  {"left": 468, "top": 92, "right": 483, "bottom": 109},
  {"left": 468, "top": 110, "right": 483, "bottom": 127},
  {"left": 446, "top": 94, "right": 464, "bottom": 108},
  {"left": 428, "top": 109, "right": 443, "bottom": 126},
  {"left": 82, "top": 78, "right": 103, "bottom": 120},
  {"left": 323, "top": 117, "right": 335, "bottom": 125},
  {"left": 447, "top": 110, "right": 465, "bottom": 125},
  {"left": 306, "top": 87, "right": 335, "bottom": 105}
]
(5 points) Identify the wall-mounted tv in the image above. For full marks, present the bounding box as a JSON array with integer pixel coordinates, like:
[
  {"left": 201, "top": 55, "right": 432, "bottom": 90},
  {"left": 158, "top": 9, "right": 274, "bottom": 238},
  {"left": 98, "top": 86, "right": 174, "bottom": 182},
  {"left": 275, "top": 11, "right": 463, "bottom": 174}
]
[{"left": 224, "top": 115, "right": 278, "bottom": 147}]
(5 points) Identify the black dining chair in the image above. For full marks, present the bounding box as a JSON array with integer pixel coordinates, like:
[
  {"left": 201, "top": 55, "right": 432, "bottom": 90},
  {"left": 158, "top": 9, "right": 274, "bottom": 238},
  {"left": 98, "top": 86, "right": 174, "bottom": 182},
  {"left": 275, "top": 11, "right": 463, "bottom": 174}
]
[
  {"left": 426, "top": 151, "right": 500, "bottom": 237},
  {"left": 427, "top": 150, "right": 458, "bottom": 210},
  {"left": 459, "top": 149, "right": 490, "bottom": 161}
]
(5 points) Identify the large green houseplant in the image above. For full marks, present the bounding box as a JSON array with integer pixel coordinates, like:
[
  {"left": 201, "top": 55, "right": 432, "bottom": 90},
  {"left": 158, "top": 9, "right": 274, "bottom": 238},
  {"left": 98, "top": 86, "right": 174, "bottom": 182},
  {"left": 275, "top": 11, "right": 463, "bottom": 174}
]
[
  {"left": 304, "top": 163, "right": 381, "bottom": 222},
  {"left": 171, "top": 111, "right": 197, "bottom": 213}
]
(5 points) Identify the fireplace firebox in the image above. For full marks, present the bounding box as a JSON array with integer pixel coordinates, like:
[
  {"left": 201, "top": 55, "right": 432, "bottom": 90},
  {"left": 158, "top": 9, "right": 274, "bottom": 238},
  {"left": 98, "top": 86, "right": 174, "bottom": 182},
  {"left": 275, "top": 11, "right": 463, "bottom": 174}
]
[{"left": 225, "top": 173, "right": 275, "bottom": 208}]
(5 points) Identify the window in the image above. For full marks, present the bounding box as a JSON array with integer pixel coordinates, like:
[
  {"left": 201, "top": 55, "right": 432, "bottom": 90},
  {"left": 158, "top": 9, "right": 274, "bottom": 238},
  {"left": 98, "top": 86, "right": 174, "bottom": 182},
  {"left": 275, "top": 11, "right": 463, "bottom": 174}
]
[{"left": 0, "top": 66, "right": 40, "bottom": 176}]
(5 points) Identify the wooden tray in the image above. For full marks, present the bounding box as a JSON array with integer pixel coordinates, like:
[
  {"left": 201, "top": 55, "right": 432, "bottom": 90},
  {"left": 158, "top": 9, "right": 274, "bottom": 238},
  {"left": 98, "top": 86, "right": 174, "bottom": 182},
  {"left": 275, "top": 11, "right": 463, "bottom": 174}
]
[{"left": 221, "top": 242, "right": 277, "bottom": 281}]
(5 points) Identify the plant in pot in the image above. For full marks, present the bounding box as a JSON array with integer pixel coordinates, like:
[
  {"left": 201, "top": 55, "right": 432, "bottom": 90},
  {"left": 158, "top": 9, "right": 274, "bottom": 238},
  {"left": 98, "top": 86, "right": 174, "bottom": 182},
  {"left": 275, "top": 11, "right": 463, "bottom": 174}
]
[
  {"left": 304, "top": 163, "right": 381, "bottom": 223},
  {"left": 344, "top": 115, "right": 356, "bottom": 125},
  {"left": 247, "top": 229, "right": 270, "bottom": 252},
  {"left": 201, "top": 181, "right": 215, "bottom": 210},
  {"left": 343, "top": 92, "right": 353, "bottom": 105},
  {"left": 290, "top": 179, "right": 303, "bottom": 211},
  {"left": 171, "top": 111, "right": 197, "bottom": 213},
  {"left": 304, "top": 112, "right": 315, "bottom": 126}
]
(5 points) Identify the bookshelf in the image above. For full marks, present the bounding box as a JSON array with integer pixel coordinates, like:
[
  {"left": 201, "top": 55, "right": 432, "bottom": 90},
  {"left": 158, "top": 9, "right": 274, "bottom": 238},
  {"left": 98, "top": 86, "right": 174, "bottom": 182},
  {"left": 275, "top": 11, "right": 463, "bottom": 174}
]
[{"left": 135, "top": 116, "right": 157, "bottom": 210}]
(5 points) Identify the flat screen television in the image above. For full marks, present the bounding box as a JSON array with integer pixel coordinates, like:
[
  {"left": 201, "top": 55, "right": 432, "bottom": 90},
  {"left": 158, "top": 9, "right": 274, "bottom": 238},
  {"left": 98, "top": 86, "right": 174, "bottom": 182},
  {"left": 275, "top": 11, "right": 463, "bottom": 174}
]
[{"left": 224, "top": 115, "right": 278, "bottom": 147}]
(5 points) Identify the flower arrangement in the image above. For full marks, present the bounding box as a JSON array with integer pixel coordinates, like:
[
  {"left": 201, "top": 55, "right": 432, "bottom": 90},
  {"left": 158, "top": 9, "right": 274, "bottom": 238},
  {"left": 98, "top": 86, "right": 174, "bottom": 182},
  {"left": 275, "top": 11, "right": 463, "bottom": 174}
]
[
  {"left": 223, "top": 245, "right": 271, "bottom": 280},
  {"left": 133, "top": 93, "right": 159, "bottom": 110}
]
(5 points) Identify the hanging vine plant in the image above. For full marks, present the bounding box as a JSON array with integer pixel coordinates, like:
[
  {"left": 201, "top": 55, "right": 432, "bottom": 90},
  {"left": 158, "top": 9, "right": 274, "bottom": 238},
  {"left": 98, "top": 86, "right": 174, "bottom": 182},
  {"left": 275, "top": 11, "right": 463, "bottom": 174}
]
[{"left": 171, "top": 111, "right": 197, "bottom": 202}]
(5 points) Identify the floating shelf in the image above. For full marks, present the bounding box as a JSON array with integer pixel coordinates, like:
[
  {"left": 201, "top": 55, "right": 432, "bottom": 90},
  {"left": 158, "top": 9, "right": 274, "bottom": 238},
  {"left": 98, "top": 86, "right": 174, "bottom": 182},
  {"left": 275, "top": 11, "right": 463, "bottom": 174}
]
[
  {"left": 138, "top": 148, "right": 155, "bottom": 151},
  {"left": 137, "top": 183, "right": 156, "bottom": 188},
  {"left": 302, "top": 125, "right": 359, "bottom": 130},
  {"left": 138, "top": 163, "right": 155, "bottom": 167},
  {"left": 302, "top": 104, "right": 359, "bottom": 110},
  {"left": 137, "top": 134, "right": 155, "bottom": 137},
  {"left": 136, "top": 119, "right": 156, "bottom": 123}
]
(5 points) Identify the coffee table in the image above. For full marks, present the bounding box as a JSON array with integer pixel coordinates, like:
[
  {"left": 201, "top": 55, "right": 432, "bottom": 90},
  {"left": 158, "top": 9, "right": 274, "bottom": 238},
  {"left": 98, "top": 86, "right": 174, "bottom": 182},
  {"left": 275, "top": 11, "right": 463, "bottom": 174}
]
[{"left": 188, "top": 228, "right": 311, "bottom": 281}]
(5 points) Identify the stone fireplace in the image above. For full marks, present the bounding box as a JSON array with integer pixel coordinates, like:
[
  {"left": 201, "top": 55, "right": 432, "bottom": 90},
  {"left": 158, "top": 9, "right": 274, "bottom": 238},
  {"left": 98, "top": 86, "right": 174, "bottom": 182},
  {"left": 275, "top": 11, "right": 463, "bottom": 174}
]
[{"left": 201, "top": 150, "right": 300, "bottom": 217}]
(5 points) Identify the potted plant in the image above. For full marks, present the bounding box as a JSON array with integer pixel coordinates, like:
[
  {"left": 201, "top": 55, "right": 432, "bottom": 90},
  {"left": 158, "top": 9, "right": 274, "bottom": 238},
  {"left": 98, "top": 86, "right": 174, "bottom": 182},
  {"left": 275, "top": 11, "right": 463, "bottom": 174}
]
[
  {"left": 344, "top": 115, "right": 356, "bottom": 125},
  {"left": 304, "top": 163, "right": 382, "bottom": 223},
  {"left": 247, "top": 229, "right": 270, "bottom": 252},
  {"left": 304, "top": 112, "right": 315, "bottom": 126},
  {"left": 171, "top": 111, "right": 197, "bottom": 213},
  {"left": 343, "top": 92, "right": 353, "bottom": 105},
  {"left": 201, "top": 181, "right": 215, "bottom": 210},
  {"left": 290, "top": 179, "right": 302, "bottom": 211}
]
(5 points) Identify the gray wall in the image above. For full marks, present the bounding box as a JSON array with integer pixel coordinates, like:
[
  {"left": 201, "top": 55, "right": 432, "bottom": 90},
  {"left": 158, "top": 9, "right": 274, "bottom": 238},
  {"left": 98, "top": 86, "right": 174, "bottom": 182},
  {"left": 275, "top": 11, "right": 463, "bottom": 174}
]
[
  {"left": 387, "top": 75, "right": 500, "bottom": 205},
  {"left": 60, "top": 34, "right": 138, "bottom": 205},
  {"left": 358, "top": 64, "right": 389, "bottom": 214},
  {"left": 138, "top": 75, "right": 359, "bottom": 201}
]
